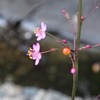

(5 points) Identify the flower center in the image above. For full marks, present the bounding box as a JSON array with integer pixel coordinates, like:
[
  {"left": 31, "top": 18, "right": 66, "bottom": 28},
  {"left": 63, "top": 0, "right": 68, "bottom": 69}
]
[
  {"left": 34, "top": 27, "right": 39, "bottom": 34},
  {"left": 34, "top": 27, "right": 43, "bottom": 35},
  {"left": 33, "top": 52, "right": 37, "bottom": 56}
]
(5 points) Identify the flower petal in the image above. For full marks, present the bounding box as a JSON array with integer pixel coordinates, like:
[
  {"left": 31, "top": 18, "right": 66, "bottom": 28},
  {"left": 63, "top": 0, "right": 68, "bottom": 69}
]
[
  {"left": 32, "top": 43, "right": 40, "bottom": 52},
  {"left": 36, "top": 43, "right": 40, "bottom": 52},
  {"left": 33, "top": 45, "right": 37, "bottom": 52},
  {"left": 35, "top": 33, "right": 39, "bottom": 36},
  {"left": 43, "top": 24, "right": 46, "bottom": 31},
  {"left": 32, "top": 53, "right": 36, "bottom": 60},
  {"left": 41, "top": 22, "right": 44, "bottom": 29},
  {"left": 41, "top": 32, "right": 46, "bottom": 39},
  {"left": 41, "top": 22, "right": 46, "bottom": 31},
  {"left": 37, "top": 53, "right": 42, "bottom": 59},
  {"left": 35, "top": 59, "right": 40, "bottom": 65},
  {"left": 37, "top": 36, "right": 42, "bottom": 41},
  {"left": 33, "top": 45, "right": 35, "bottom": 49}
]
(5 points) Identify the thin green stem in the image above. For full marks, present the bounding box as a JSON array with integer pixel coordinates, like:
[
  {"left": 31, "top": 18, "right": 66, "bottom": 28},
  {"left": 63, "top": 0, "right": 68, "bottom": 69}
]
[
  {"left": 46, "top": 32, "right": 70, "bottom": 47},
  {"left": 72, "top": 61, "right": 78, "bottom": 100},
  {"left": 70, "top": 54, "right": 78, "bottom": 100},
  {"left": 78, "top": 43, "right": 100, "bottom": 51},
  {"left": 84, "top": 5, "right": 99, "bottom": 22},
  {"left": 77, "top": 0, "right": 82, "bottom": 48},
  {"left": 41, "top": 48, "right": 60, "bottom": 54},
  {"left": 71, "top": 0, "right": 82, "bottom": 100}
]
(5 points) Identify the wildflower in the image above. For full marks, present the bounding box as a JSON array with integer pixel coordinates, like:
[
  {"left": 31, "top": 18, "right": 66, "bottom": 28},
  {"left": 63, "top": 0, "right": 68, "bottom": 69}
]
[
  {"left": 62, "top": 48, "right": 71, "bottom": 55},
  {"left": 27, "top": 43, "right": 42, "bottom": 65},
  {"left": 71, "top": 67, "right": 76, "bottom": 74},
  {"left": 34, "top": 22, "right": 47, "bottom": 41}
]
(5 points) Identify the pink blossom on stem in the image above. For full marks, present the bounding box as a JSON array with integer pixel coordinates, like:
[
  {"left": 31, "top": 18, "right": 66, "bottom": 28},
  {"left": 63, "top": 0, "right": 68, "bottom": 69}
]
[
  {"left": 71, "top": 67, "right": 76, "bottom": 74},
  {"left": 27, "top": 43, "right": 42, "bottom": 65},
  {"left": 86, "top": 45, "right": 91, "bottom": 48},
  {"left": 63, "top": 39, "right": 67, "bottom": 43},
  {"left": 81, "top": 16, "right": 85, "bottom": 21},
  {"left": 34, "top": 22, "right": 47, "bottom": 41}
]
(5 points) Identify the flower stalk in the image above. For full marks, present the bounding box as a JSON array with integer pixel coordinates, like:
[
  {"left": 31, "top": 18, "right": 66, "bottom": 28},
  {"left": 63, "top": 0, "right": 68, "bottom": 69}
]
[{"left": 71, "top": 0, "right": 82, "bottom": 100}]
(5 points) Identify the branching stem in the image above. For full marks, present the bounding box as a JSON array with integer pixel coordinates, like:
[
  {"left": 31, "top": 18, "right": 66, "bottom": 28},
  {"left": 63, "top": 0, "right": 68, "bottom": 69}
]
[{"left": 71, "top": 0, "right": 82, "bottom": 100}]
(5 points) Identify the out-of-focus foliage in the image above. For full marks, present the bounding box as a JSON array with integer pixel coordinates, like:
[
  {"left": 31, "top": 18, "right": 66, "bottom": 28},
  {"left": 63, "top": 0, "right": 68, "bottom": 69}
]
[{"left": 0, "top": 41, "right": 100, "bottom": 97}]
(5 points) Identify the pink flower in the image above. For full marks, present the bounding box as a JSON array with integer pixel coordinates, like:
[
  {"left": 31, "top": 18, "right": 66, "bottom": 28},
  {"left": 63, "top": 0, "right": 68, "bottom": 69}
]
[
  {"left": 27, "top": 43, "right": 42, "bottom": 65},
  {"left": 34, "top": 22, "right": 47, "bottom": 41}
]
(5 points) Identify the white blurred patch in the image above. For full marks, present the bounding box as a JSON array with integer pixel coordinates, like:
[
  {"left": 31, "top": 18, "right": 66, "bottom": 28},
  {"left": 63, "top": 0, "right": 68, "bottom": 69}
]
[
  {"left": 21, "top": 21, "right": 36, "bottom": 32},
  {"left": 24, "top": 32, "right": 33, "bottom": 40},
  {"left": 0, "top": 81, "right": 85, "bottom": 100},
  {"left": 0, "top": 17, "right": 8, "bottom": 28}
]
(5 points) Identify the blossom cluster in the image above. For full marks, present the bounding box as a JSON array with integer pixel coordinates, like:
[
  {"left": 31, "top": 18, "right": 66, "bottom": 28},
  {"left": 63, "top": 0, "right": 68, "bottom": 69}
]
[
  {"left": 27, "top": 21, "right": 77, "bottom": 74},
  {"left": 27, "top": 22, "right": 46, "bottom": 65}
]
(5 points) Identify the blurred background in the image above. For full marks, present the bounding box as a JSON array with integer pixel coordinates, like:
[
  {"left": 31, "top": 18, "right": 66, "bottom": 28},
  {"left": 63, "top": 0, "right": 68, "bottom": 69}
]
[{"left": 0, "top": 0, "right": 100, "bottom": 99}]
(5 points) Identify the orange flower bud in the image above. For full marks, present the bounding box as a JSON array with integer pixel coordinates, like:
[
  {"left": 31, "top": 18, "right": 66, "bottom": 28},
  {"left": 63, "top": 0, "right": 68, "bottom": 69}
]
[{"left": 62, "top": 48, "right": 71, "bottom": 55}]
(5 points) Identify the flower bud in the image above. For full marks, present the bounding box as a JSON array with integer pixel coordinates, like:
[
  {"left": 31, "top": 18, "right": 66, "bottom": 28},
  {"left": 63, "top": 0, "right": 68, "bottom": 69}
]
[
  {"left": 62, "top": 10, "right": 70, "bottom": 19},
  {"left": 81, "top": 16, "right": 85, "bottom": 21},
  {"left": 63, "top": 39, "right": 67, "bottom": 43},
  {"left": 86, "top": 45, "right": 91, "bottom": 48},
  {"left": 71, "top": 67, "right": 76, "bottom": 74},
  {"left": 62, "top": 48, "right": 71, "bottom": 55}
]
